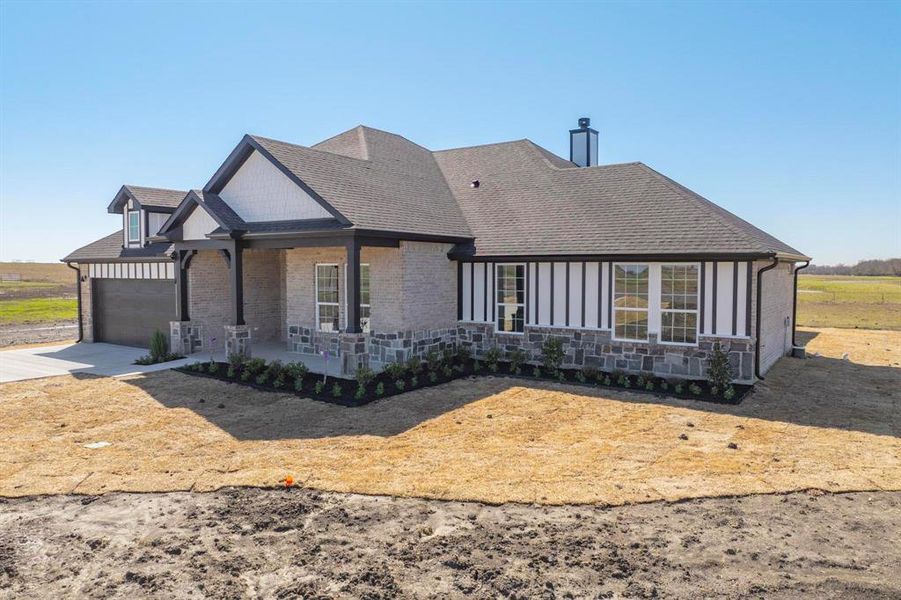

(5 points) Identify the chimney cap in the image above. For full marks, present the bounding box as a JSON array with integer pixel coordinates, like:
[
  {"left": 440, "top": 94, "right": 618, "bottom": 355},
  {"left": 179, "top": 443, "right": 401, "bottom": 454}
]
[{"left": 578, "top": 117, "right": 591, "bottom": 129}]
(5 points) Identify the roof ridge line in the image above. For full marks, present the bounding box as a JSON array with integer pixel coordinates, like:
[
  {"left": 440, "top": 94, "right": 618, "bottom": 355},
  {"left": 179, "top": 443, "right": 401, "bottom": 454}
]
[
  {"left": 432, "top": 138, "right": 530, "bottom": 154},
  {"left": 250, "top": 133, "right": 374, "bottom": 165}
]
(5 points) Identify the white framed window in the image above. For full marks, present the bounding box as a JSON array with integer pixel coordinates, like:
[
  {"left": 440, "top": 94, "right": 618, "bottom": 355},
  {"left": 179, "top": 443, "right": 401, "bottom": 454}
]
[
  {"left": 360, "top": 264, "right": 371, "bottom": 333},
  {"left": 660, "top": 263, "right": 699, "bottom": 345},
  {"left": 127, "top": 211, "right": 140, "bottom": 242},
  {"left": 613, "top": 264, "right": 649, "bottom": 341},
  {"left": 316, "top": 264, "right": 340, "bottom": 332},
  {"left": 496, "top": 263, "right": 525, "bottom": 333}
]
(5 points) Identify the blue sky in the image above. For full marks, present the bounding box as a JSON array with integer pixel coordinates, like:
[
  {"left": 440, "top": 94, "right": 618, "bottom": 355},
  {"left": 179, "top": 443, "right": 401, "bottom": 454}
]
[{"left": 1, "top": 1, "right": 898, "bottom": 264}]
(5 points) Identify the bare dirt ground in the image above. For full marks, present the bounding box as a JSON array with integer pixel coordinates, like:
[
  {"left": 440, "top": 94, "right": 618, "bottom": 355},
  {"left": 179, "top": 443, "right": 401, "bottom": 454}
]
[
  {"left": 1, "top": 488, "right": 898, "bottom": 599},
  {"left": 0, "top": 321, "right": 76, "bottom": 347},
  {"left": 1, "top": 328, "right": 898, "bottom": 503}
]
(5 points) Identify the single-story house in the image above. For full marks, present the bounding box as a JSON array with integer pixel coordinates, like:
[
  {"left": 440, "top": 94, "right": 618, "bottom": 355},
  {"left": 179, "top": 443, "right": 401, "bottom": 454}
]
[{"left": 63, "top": 118, "right": 810, "bottom": 381}]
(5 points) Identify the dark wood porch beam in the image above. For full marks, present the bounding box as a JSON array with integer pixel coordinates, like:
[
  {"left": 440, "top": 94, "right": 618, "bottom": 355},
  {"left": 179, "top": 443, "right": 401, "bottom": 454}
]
[
  {"left": 345, "top": 238, "right": 362, "bottom": 334},
  {"left": 228, "top": 241, "right": 245, "bottom": 326},
  {"left": 174, "top": 250, "right": 192, "bottom": 321}
]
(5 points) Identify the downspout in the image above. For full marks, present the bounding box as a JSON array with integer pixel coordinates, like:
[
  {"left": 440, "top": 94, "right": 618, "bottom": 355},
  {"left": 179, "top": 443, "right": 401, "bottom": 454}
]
[
  {"left": 791, "top": 260, "right": 810, "bottom": 348},
  {"left": 65, "top": 262, "right": 83, "bottom": 342},
  {"left": 754, "top": 256, "right": 779, "bottom": 380}
]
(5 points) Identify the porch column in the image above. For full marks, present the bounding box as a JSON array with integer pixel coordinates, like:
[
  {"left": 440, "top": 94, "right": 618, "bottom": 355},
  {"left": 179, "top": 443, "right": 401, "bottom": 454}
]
[
  {"left": 170, "top": 250, "right": 200, "bottom": 355},
  {"left": 174, "top": 250, "right": 194, "bottom": 321},
  {"left": 345, "top": 237, "right": 362, "bottom": 334},
  {"left": 228, "top": 241, "right": 245, "bottom": 326},
  {"left": 224, "top": 240, "right": 251, "bottom": 358}
]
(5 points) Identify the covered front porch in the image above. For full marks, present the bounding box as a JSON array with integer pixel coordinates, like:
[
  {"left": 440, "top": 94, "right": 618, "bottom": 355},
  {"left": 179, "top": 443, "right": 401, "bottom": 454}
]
[{"left": 169, "top": 231, "right": 397, "bottom": 377}]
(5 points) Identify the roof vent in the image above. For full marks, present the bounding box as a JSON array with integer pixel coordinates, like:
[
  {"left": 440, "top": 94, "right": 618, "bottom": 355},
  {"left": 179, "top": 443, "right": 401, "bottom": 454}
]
[
  {"left": 569, "top": 117, "right": 598, "bottom": 167},
  {"left": 470, "top": 180, "right": 480, "bottom": 189}
]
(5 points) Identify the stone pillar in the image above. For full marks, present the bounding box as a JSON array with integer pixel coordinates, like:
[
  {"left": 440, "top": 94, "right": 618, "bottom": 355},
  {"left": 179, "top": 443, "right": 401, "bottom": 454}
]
[
  {"left": 170, "top": 321, "right": 202, "bottom": 356},
  {"left": 339, "top": 332, "right": 368, "bottom": 376},
  {"left": 225, "top": 324, "right": 252, "bottom": 360}
]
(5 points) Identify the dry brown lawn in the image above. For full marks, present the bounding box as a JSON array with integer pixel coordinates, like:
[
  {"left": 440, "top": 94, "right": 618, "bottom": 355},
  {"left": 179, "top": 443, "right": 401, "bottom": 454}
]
[{"left": 1, "top": 328, "right": 898, "bottom": 505}]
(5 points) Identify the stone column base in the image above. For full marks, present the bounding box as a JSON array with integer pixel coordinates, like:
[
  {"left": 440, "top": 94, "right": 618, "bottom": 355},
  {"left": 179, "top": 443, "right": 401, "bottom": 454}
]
[
  {"left": 170, "top": 321, "right": 202, "bottom": 356},
  {"left": 225, "top": 325, "right": 252, "bottom": 360},
  {"left": 339, "top": 333, "right": 368, "bottom": 377}
]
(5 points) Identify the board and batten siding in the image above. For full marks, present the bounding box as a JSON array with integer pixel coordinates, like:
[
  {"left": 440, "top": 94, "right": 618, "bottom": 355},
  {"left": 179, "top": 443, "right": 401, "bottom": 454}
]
[
  {"left": 459, "top": 260, "right": 752, "bottom": 339},
  {"left": 87, "top": 262, "right": 174, "bottom": 280}
]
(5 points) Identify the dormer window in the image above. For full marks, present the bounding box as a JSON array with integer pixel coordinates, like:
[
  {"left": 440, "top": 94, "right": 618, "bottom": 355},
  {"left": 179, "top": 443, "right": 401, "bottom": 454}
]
[{"left": 127, "top": 211, "right": 140, "bottom": 242}]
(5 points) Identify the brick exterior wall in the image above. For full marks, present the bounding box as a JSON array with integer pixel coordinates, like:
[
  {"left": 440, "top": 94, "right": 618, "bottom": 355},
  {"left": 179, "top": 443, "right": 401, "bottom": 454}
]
[
  {"left": 187, "top": 250, "right": 230, "bottom": 350},
  {"left": 242, "top": 249, "right": 283, "bottom": 343},
  {"left": 78, "top": 266, "right": 93, "bottom": 342},
  {"left": 757, "top": 260, "right": 794, "bottom": 374},
  {"left": 400, "top": 242, "right": 457, "bottom": 330}
]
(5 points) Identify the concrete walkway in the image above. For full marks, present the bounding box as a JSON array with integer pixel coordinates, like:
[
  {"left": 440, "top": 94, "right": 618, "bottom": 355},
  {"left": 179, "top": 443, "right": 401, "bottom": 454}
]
[{"left": 0, "top": 342, "right": 192, "bottom": 383}]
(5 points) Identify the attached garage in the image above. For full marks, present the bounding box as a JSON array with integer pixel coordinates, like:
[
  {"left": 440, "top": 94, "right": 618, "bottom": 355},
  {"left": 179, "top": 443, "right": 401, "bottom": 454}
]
[{"left": 92, "top": 278, "right": 176, "bottom": 348}]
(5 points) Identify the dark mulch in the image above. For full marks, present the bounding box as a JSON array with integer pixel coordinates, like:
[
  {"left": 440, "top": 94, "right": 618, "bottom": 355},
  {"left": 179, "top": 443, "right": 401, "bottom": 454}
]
[{"left": 174, "top": 357, "right": 752, "bottom": 407}]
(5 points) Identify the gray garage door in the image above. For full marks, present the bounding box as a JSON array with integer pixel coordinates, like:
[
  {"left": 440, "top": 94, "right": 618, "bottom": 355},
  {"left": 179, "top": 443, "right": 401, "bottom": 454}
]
[{"left": 93, "top": 279, "right": 176, "bottom": 348}]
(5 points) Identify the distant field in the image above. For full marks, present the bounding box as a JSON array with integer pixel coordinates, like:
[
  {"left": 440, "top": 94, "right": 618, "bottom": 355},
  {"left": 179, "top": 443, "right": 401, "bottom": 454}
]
[
  {"left": 0, "top": 298, "right": 77, "bottom": 325},
  {"left": 797, "top": 274, "right": 901, "bottom": 330},
  {"left": 0, "top": 262, "right": 77, "bottom": 326}
]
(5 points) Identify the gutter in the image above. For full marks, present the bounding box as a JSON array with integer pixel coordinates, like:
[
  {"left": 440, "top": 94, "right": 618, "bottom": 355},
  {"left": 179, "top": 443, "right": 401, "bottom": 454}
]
[
  {"left": 791, "top": 260, "right": 810, "bottom": 351},
  {"left": 754, "top": 256, "right": 780, "bottom": 380},
  {"left": 64, "top": 262, "right": 83, "bottom": 342}
]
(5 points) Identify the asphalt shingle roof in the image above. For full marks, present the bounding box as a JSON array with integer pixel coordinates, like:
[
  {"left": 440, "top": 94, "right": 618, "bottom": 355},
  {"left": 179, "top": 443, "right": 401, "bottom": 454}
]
[
  {"left": 124, "top": 185, "right": 187, "bottom": 209},
  {"left": 432, "top": 140, "right": 806, "bottom": 258},
  {"left": 251, "top": 127, "right": 472, "bottom": 239},
  {"left": 63, "top": 230, "right": 173, "bottom": 262}
]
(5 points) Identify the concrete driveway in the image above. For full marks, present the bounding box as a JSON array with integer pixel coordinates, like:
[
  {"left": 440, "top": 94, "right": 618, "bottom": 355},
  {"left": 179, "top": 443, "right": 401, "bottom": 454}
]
[{"left": 0, "top": 342, "right": 191, "bottom": 383}]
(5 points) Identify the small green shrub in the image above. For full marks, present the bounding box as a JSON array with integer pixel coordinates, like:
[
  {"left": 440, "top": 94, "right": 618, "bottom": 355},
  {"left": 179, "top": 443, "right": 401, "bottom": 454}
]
[
  {"left": 540, "top": 337, "right": 564, "bottom": 374},
  {"left": 375, "top": 382, "right": 385, "bottom": 397},
  {"left": 244, "top": 358, "right": 267, "bottom": 376},
  {"left": 227, "top": 352, "right": 246, "bottom": 368},
  {"left": 507, "top": 349, "right": 527, "bottom": 374},
  {"left": 264, "top": 360, "right": 283, "bottom": 380},
  {"left": 226, "top": 366, "right": 236, "bottom": 378},
  {"left": 284, "top": 361, "right": 308, "bottom": 381},
  {"left": 635, "top": 374, "right": 647, "bottom": 388},
  {"left": 208, "top": 362, "right": 219, "bottom": 374},
  {"left": 674, "top": 382, "right": 684, "bottom": 395},
  {"left": 645, "top": 380, "right": 655, "bottom": 391},
  {"left": 473, "top": 360, "right": 481, "bottom": 372},
  {"left": 426, "top": 351, "right": 442, "bottom": 372},
  {"left": 354, "top": 365, "right": 375, "bottom": 389},
  {"left": 383, "top": 361, "right": 408, "bottom": 381},
  {"left": 395, "top": 379, "right": 406, "bottom": 392},
  {"left": 314, "top": 381, "right": 324, "bottom": 395},
  {"left": 331, "top": 382, "right": 342, "bottom": 398},
  {"left": 406, "top": 357, "right": 423, "bottom": 375},
  {"left": 149, "top": 329, "right": 168, "bottom": 362},
  {"left": 294, "top": 377, "right": 304, "bottom": 392},
  {"left": 616, "top": 373, "right": 627, "bottom": 386},
  {"left": 272, "top": 378, "right": 284, "bottom": 389},
  {"left": 532, "top": 366, "right": 542, "bottom": 378},
  {"left": 410, "top": 375, "right": 418, "bottom": 388},
  {"left": 196, "top": 362, "right": 207, "bottom": 373},
  {"left": 557, "top": 370, "right": 566, "bottom": 382},
  {"left": 602, "top": 375, "right": 612, "bottom": 386},
  {"left": 442, "top": 347, "right": 456, "bottom": 366},
  {"left": 456, "top": 345, "right": 472, "bottom": 362},
  {"left": 428, "top": 371, "right": 438, "bottom": 384},
  {"left": 574, "top": 370, "right": 586, "bottom": 383},
  {"left": 484, "top": 347, "right": 502, "bottom": 369},
  {"left": 240, "top": 369, "right": 253, "bottom": 382},
  {"left": 660, "top": 380, "right": 669, "bottom": 391},
  {"left": 582, "top": 366, "right": 599, "bottom": 381},
  {"left": 255, "top": 373, "right": 268, "bottom": 386},
  {"left": 355, "top": 384, "right": 365, "bottom": 401},
  {"left": 442, "top": 364, "right": 453, "bottom": 378},
  {"left": 689, "top": 382, "right": 702, "bottom": 396},
  {"left": 723, "top": 386, "right": 736, "bottom": 401},
  {"left": 707, "top": 342, "right": 734, "bottom": 396}
]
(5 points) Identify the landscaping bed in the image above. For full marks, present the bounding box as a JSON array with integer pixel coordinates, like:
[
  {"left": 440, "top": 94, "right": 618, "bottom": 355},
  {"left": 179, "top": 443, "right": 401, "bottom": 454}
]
[{"left": 175, "top": 343, "right": 752, "bottom": 406}]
